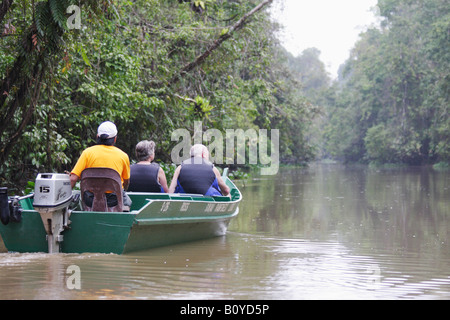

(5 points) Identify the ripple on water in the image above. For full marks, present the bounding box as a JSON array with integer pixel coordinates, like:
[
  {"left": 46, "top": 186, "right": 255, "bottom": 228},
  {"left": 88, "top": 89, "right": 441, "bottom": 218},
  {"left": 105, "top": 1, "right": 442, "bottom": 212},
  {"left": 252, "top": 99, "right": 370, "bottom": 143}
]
[{"left": 0, "top": 234, "right": 449, "bottom": 300}]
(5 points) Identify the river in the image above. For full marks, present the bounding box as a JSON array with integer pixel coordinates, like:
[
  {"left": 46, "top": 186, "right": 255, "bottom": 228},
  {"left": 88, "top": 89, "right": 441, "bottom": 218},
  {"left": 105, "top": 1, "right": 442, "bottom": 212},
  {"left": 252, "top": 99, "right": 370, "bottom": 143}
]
[{"left": 0, "top": 164, "right": 449, "bottom": 300}]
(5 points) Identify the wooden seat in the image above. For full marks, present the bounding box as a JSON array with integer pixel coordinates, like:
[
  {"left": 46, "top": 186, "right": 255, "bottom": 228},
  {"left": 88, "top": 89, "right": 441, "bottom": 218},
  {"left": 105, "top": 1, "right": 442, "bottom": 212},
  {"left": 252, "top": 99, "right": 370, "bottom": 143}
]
[{"left": 80, "top": 168, "right": 124, "bottom": 212}]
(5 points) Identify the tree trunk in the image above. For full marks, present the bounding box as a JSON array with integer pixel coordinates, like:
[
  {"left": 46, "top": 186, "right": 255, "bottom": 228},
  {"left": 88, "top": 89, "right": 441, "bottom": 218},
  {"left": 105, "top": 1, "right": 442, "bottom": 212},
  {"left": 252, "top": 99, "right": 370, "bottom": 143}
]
[{"left": 0, "top": 0, "right": 14, "bottom": 26}]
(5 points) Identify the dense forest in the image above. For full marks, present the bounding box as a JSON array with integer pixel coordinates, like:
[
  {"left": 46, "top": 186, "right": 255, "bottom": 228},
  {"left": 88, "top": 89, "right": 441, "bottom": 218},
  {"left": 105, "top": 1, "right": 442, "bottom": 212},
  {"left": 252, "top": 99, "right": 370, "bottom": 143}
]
[
  {"left": 0, "top": 0, "right": 317, "bottom": 186},
  {"left": 0, "top": 0, "right": 448, "bottom": 187},
  {"left": 322, "top": 0, "right": 449, "bottom": 165}
]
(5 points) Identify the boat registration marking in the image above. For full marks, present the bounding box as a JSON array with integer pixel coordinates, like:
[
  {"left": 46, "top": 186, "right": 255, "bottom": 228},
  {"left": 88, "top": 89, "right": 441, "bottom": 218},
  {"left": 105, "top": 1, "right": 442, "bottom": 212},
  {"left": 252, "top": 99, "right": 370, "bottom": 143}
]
[
  {"left": 159, "top": 201, "right": 237, "bottom": 214},
  {"left": 215, "top": 203, "right": 229, "bottom": 212},
  {"left": 180, "top": 202, "right": 190, "bottom": 211},
  {"left": 160, "top": 201, "right": 170, "bottom": 212}
]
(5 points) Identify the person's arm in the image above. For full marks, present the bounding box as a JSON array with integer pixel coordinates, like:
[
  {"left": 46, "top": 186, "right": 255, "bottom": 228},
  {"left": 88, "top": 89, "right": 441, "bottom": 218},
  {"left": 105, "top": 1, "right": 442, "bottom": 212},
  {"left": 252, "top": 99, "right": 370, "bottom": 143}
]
[
  {"left": 213, "top": 167, "right": 230, "bottom": 196},
  {"left": 123, "top": 155, "right": 131, "bottom": 191},
  {"left": 168, "top": 166, "right": 181, "bottom": 193},
  {"left": 123, "top": 179, "right": 130, "bottom": 191},
  {"left": 69, "top": 149, "right": 88, "bottom": 189},
  {"left": 69, "top": 173, "right": 79, "bottom": 189},
  {"left": 158, "top": 168, "right": 169, "bottom": 193}
]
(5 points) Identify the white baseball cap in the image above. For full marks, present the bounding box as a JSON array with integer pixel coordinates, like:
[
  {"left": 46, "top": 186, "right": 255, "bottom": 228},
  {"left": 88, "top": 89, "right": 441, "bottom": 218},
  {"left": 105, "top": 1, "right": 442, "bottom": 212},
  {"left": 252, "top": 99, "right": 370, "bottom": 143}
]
[{"left": 97, "top": 121, "right": 118, "bottom": 138}]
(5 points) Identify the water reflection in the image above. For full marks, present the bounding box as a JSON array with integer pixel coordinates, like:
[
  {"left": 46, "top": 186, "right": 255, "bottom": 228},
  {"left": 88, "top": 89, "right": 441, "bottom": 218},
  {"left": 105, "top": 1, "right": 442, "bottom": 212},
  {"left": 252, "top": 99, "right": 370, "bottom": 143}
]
[
  {"left": 0, "top": 164, "right": 449, "bottom": 300},
  {"left": 230, "top": 164, "right": 450, "bottom": 299},
  {"left": 235, "top": 165, "right": 449, "bottom": 255}
]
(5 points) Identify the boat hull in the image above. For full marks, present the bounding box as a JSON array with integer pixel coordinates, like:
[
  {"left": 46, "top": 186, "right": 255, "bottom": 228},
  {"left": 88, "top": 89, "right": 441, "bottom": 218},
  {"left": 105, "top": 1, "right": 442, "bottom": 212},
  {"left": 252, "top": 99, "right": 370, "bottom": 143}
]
[
  {"left": 123, "top": 212, "right": 237, "bottom": 253},
  {"left": 0, "top": 178, "right": 241, "bottom": 254}
]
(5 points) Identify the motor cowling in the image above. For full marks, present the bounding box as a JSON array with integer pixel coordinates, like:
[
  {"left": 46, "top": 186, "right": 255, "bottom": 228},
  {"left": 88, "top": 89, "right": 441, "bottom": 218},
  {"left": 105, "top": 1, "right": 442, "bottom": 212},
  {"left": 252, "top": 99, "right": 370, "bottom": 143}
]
[
  {"left": 33, "top": 173, "right": 73, "bottom": 210},
  {"left": 33, "top": 173, "right": 73, "bottom": 253}
]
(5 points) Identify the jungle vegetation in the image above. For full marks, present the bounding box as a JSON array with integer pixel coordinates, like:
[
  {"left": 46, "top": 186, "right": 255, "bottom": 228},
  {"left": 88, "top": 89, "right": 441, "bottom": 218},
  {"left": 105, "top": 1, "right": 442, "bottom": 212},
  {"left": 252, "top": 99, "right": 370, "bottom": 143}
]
[
  {"left": 0, "top": 0, "right": 448, "bottom": 188},
  {"left": 0, "top": 0, "right": 316, "bottom": 186},
  {"left": 322, "top": 0, "right": 449, "bottom": 166}
]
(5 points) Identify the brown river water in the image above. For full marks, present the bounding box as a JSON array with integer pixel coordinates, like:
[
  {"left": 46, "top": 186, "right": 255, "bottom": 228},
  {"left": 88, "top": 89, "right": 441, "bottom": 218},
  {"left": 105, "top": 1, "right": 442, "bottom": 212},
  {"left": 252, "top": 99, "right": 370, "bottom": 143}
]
[{"left": 0, "top": 164, "right": 449, "bottom": 300}]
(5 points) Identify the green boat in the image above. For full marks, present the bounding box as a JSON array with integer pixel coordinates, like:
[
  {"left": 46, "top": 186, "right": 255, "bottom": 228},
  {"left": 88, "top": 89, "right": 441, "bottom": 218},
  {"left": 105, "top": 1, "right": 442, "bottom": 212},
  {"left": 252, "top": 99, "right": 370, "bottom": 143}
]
[{"left": 0, "top": 169, "right": 241, "bottom": 254}]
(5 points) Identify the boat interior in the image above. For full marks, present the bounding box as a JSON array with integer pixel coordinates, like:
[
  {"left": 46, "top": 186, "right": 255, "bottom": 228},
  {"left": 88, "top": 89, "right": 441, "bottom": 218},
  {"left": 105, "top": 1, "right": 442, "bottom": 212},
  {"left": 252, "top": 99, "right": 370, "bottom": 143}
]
[{"left": 17, "top": 178, "right": 241, "bottom": 213}]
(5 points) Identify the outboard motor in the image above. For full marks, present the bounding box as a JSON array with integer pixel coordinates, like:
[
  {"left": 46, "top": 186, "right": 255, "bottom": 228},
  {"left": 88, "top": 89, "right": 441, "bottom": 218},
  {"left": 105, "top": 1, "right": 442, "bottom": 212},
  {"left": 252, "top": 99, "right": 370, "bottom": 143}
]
[{"left": 33, "top": 173, "right": 73, "bottom": 253}]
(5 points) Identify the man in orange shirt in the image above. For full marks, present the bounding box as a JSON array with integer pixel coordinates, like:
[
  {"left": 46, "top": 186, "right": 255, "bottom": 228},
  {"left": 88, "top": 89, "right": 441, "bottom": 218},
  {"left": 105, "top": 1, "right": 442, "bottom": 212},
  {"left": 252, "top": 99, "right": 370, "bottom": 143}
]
[{"left": 70, "top": 121, "right": 132, "bottom": 208}]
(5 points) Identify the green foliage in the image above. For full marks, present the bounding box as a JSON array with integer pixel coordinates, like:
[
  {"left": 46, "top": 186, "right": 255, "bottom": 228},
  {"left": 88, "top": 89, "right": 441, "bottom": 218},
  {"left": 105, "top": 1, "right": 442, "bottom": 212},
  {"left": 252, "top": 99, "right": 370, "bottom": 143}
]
[
  {"left": 364, "top": 124, "right": 398, "bottom": 163},
  {"left": 158, "top": 162, "right": 177, "bottom": 183},
  {"left": 1, "top": 0, "right": 318, "bottom": 186},
  {"left": 0, "top": 0, "right": 102, "bottom": 181},
  {"left": 322, "top": 0, "right": 449, "bottom": 165}
]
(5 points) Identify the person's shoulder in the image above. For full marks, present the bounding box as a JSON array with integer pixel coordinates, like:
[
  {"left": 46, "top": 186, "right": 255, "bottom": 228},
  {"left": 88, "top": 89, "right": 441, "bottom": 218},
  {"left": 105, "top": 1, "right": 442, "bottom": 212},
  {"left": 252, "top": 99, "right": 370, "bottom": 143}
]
[
  {"left": 86, "top": 144, "right": 106, "bottom": 151},
  {"left": 111, "top": 146, "right": 129, "bottom": 157},
  {"left": 82, "top": 145, "right": 100, "bottom": 154}
]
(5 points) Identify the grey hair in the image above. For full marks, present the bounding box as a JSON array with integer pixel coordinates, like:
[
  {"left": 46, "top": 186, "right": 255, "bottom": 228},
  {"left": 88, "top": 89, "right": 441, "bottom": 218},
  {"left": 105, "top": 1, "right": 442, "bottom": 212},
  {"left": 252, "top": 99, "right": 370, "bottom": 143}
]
[
  {"left": 190, "top": 144, "right": 208, "bottom": 158},
  {"left": 135, "top": 140, "right": 156, "bottom": 161}
]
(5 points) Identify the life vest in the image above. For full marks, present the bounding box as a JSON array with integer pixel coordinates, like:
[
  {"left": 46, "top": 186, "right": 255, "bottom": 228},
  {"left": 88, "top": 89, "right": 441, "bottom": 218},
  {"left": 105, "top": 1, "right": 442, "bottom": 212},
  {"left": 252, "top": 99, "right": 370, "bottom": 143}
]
[
  {"left": 128, "top": 163, "right": 164, "bottom": 192},
  {"left": 176, "top": 157, "right": 222, "bottom": 196}
]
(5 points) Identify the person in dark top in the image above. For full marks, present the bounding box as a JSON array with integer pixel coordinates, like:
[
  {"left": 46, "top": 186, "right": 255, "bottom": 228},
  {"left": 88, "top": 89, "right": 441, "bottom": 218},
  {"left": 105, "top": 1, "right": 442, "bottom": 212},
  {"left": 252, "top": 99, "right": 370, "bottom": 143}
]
[
  {"left": 128, "top": 140, "right": 169, "bottom": 193},
  {"left": 169, "top": 144, "right": 230, "bottom": 197}
]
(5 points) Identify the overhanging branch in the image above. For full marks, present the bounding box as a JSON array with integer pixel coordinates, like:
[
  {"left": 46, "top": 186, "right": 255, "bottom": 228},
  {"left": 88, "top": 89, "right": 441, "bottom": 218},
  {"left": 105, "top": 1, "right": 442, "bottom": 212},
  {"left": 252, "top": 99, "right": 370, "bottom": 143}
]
[{"left": 169, "top": 0, "right": 274, "bottom": 86}]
